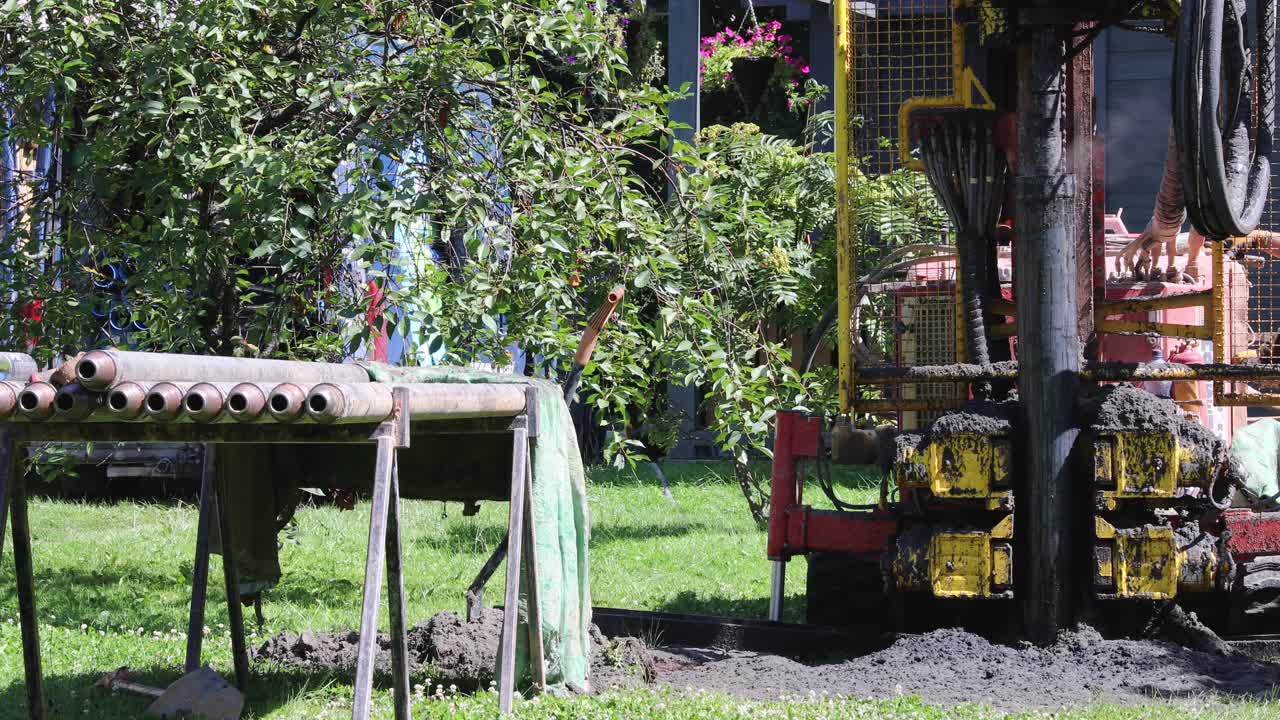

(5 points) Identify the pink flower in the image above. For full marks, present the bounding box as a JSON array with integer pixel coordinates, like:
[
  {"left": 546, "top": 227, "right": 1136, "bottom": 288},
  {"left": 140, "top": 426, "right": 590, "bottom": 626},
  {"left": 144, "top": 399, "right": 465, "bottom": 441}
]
[
  {"left": 800, "top": 65, "right": 810, "bottom": 74},
  {"left": 779, "top": 34, "right": 792, "bottom": 43}
]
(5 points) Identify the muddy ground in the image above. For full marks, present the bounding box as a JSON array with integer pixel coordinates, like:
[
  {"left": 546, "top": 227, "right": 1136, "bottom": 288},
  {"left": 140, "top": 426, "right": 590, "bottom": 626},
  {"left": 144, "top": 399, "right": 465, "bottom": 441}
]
[{"left": 255, "top": 607, "right": 1280, "bottom": 711}]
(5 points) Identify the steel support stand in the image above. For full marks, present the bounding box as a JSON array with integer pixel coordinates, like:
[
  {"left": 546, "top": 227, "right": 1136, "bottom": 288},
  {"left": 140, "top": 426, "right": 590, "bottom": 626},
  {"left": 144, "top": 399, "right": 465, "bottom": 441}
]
[
  {"left": 212, "top": 443, "right": 252, "bottom": 690},
  {"left": 185, "top": 443, "right": 216, "bottom": 672},
  {"left": 385, "top": 453, "right": 411, "bottom": 720},
  {"left": 1015, "top": 7, "right": 1081, "bottom": 644},
  {"left": 522, "top": 462, "right": 546, "bottom": 691},
  {"left": 0, "top": 428, "right": 14, "bottom": 569},
  {"left": 498, "top": 417, "right": 530, "bottom": 714},
  {"left": 352, "top": 389, "right": 410, "bottom": 720},
  {"left": 466, "top": 536, "right": 509, "bottom": 623},
  {"left": 11, "top": 436, "right": 46, "bottom": 719}
]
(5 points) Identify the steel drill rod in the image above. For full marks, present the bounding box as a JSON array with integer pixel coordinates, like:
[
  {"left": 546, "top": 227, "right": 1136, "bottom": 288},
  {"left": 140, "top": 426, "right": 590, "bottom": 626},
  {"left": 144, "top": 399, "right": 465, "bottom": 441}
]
[
  {"left": 106, "top": 381, "right": 152, "bottom": 419},
  {"left": 0, "top": 381, "right": 25, "bottom": 418},
  {"left": 182, "top": 383, "right": 242, "bottom": 423},
  {"left": 306, "top": 383, "right": 528, "bottom": 424},
  {"left": 0, "top": 353, "right": 37, "bottom": 382},
  {"left": 226, "top": 382, "right": 274, "bottom": 422},
  {"left": 143, "top": 382, "right": 197, "bottom": 422},
  {"left": 75, "top": 349, "right": 369, "bottom": 391},
  {"left": 267, "top": 383, "right": 311, "bottom": 423},
  {"left": 16, "top": 382, "right": 56, "bottom": 421},
  {"left": 52, "top": 383, "right": 104, "bottom": 421}
]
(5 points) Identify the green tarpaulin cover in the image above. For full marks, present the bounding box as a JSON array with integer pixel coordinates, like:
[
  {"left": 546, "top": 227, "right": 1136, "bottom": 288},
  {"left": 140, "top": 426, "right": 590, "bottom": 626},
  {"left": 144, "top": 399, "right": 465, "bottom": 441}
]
[
  {"left": 1230, "top": 418, "right": 1280, "bottom": 509},
  {"left": 215, "top": 364, "right": 591, "bottom": 694}
]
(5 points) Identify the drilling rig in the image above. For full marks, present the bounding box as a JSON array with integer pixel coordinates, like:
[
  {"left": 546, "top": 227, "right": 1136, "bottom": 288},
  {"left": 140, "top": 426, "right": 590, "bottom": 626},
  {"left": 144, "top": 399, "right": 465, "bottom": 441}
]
[{"left": 767, "top": 0, "right": 1280, "bottom": 643}]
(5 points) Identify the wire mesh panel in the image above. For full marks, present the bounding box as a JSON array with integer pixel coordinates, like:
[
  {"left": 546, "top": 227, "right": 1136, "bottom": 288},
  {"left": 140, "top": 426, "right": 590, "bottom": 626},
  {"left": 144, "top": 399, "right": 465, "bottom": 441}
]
[
  {"left": 849, "top": 1, "right": 956, "bottom": 177},
  {"left": 847, "top": 1, "right": 963, "bottom": 420}
]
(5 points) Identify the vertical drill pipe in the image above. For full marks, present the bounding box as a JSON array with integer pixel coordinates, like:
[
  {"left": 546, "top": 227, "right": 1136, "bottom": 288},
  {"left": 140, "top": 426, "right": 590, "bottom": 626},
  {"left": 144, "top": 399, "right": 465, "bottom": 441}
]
[
  {"left": 1015, "top": 14, "right": 1081, "bottom": 643},
  {"left": 75, "top": 349, "right": 369, "bottom": 391}
]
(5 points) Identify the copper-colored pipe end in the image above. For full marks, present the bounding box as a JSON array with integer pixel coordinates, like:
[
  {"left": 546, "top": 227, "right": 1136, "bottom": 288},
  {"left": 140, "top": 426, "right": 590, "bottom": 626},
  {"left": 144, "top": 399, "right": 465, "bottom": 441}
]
[
  {"left": 144, "top": 383, "right": 184, "bottom": 421},
  {"left": 18, "top": 382, "right": 57, "bottom": 420},
  {"left": 77, "top": 350, "right": 119, "bottom": 390},
  {"left": 183, "top": 383, "right": 226, "bottom": 423},
  {"left": 268, "top": 383, "right": 307, "bottom": 422},
  {"left": 305, "top": 384, "right": 345, "bottom": 423},
  {"left": 227, "top": 383, "right": 267, "bottom": 421},
  {"left": 107, "top": 382, "right": 147, "bottom": 419},
  {"left": 0, "top": 383, "right": 20, "bottom": 417}
]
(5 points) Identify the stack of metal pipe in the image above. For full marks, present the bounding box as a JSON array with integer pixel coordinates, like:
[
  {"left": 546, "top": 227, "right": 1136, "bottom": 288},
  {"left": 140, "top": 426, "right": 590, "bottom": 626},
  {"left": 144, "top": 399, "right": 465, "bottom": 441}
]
[{"left": 0, "top": 350, "right": 526, "bottom": 424}]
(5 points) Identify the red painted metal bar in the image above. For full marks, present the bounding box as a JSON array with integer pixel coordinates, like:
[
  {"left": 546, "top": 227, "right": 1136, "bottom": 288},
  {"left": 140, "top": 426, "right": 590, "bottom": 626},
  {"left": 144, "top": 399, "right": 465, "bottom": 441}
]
[{"left": 767, "top": 411, "right": 821, "bottom": 560}]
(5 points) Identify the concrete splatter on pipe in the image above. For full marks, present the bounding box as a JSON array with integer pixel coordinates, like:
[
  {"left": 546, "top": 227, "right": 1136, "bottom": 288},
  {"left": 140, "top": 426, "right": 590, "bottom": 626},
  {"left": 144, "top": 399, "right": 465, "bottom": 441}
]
[
  {"left": 268, "top": 383, "right": 311, "bottom": 423},
  {"left": 0, "top": 381, "right": 26, "bottom": 417},
  {"left": 17, "top": 382, "right": 57, "bottom": 420},
  {"left": 75, "top": 349, "right": 369, "bottom": 391},
  {"left": 306, "top": 383, "right": 527, "bottom": 424},
  {"left": 0, "top": 353, "right": 38, "bottom": 382},
  {"left": 182, "top": 383, "right": 244, "bottom": 423},
  {"left": 144, "top": 382, "right": 197, "bottom": 422},
  {"left": 226, "top": 383, "right": 274, "bottom": 422},
  {"left": 53, "top": 383, "right": 104, "bottom": 421}
]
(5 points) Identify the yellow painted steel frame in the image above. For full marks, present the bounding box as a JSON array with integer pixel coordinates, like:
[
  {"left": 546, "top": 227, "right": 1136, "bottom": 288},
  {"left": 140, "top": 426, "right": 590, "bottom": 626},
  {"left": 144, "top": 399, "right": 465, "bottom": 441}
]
[
  {"left": 896, "top": 26, "right": 996, "bottom": 171},
  {"left": 835, "top": 0, "right": 853, "bottom": 414},
  {"left": 1209, "top": 238, "right": 1280, "bottom": 406},
  {"left": 1094, "top": 518, "right": 1178, "bottom": 600},
  {"left": 896, "top": 432, "right": 1011, "bottom": 510},
  {"left": 840, "top": 2, "right": 987, "bottom": 415},
  {"left": 930, "top": 515, "right": 1014, "bottom": 598}
]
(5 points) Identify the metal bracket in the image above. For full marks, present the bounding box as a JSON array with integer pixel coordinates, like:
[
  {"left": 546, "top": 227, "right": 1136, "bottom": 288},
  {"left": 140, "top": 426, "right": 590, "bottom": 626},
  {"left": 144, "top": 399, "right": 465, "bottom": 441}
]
[
  {"left": 370, "top": 387, "right": 411, "bottom": 449},
  {"left": 524, "top": 386, "right": 540, "bottom": 439}
]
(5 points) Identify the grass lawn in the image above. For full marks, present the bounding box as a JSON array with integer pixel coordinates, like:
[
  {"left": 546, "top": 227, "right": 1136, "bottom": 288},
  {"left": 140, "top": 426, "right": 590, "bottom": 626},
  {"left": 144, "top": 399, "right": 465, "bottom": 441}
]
[{"left": 0, "top": 462, "right": 1275, "bottom": 718}]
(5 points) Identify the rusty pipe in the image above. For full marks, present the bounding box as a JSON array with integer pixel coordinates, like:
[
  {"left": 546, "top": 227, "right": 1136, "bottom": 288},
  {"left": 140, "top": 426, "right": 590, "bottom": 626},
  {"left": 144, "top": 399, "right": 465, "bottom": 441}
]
[
  {"left": 182, "top": 383, "right": 242, "bottom": 423},
  {"left": 226, "top": 383, "right": 273, "bottom": 422},
  {"left": 306, "top": 383, "right": 528, "bottom": 424},
  {"left": 0, "top": 353, "right": 38, "bottom": 382},
  {"left": 75, "top": 349, "right": 369, "bottom": 391},
  {"left": 268, "top": 383, "right": 311, "bottom": 422},
  {"left": 0, "top": 381, "right": 25, "bottom": 417},
  {"left": 144, "top": 382, "right": 196, "bottom": 422},
  {"left": 54, "top": 383, "right": 104, "bottom": 421},
  {"left": 17, "top": 382, "right": 57, "bottom": 420}
]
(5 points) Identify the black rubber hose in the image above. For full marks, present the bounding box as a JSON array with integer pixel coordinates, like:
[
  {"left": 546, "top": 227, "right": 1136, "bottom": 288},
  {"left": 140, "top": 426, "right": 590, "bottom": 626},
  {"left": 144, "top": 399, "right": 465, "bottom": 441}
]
[{"left": 1174, "top": 0, "right": 1274, "bottom": 240}]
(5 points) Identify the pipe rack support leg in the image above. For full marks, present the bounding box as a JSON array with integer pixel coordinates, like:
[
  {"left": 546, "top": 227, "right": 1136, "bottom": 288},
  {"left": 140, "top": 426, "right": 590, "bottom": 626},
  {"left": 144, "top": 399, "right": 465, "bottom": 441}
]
[
  {"left": 10, "top": 434, "right": 46, "bottom": 719},
  {"left": 352, "top": 434, "right": 396, "bottom": 720},
  {"left": 185, "top": 443, "right": 216, "bottom": 672},
  {"left": 212, "top": 444, "right": 251, "bottom": 690},
  {"left": 386, "top": 456, "right": 411, "bottom": 720},
  {"left": 0, "top": 429, "right": 13, "bottom": 569},
  {"left": 466, "top": 536, "right": 509, "bottom": 623},
  {"left": 498, "top": 420, "right": 530, "bottom": 714}
]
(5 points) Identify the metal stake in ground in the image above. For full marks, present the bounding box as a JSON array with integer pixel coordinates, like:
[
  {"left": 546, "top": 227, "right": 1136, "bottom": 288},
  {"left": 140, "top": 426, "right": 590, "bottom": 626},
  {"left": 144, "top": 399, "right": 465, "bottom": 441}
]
[{"left": 1015, "top": 7, "right": 1081, "bottom": 643}]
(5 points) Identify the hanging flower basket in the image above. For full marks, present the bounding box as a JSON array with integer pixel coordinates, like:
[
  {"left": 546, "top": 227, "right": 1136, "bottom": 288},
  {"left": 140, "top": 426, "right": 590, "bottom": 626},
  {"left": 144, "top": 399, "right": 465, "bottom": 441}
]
[{"left": 730, "top": 56, "right": 775, "bottom": 113}]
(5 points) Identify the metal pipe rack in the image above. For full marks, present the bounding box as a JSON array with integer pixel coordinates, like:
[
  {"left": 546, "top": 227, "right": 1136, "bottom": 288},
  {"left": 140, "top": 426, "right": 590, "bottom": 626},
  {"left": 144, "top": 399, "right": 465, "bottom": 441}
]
[{"left": 0, "top": 383, "right": 541, "bottom": 719}]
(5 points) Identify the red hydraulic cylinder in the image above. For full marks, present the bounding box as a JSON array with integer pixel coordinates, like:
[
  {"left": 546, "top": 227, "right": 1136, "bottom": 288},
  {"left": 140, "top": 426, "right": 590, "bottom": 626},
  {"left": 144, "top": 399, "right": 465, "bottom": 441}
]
[{"left": 767, "top": 411, "right": 822, "bottom": 560}]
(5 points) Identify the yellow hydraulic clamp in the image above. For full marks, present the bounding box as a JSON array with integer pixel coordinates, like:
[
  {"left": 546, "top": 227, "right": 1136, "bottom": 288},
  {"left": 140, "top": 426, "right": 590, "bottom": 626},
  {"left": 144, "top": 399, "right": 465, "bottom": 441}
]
[
  {"left": 896, "top": 432, "right": 1012, "bottom": 510},
  {"left": 1093, "top": 517, "right": 1228, "bottom": 600},
  {"left": 891, "top": 515, "right": 1014, "bottom": 599},
  {"left": 1092, "top": 430, "right": 1205, "bottom": 509}
]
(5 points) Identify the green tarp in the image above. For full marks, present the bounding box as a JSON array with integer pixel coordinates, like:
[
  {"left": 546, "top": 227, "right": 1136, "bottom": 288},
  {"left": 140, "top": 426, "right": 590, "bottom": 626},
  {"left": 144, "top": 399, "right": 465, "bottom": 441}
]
[
  {"left": 215, "top": 364, "right": 591, "bottom": 693},
  {"left": 1229, "top": 418, "right": 1280, "bottom": 509}
]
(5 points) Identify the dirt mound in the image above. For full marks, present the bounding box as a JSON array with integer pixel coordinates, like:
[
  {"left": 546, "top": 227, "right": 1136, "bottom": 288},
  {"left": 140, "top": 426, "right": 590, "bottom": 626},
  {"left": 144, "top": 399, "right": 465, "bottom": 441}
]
[
  {"left": 254, "top": 610, "right": 655, "bottom": 692},
  {"left": 651, "top": 624, "right": 1280, "bottom": 710}
]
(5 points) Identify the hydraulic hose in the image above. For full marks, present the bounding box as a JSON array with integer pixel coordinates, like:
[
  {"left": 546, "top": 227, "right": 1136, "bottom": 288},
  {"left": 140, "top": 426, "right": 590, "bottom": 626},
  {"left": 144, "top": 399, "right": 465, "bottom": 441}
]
[{"left": 1174, "top": 0, "right": 1275, "bottom": 240}]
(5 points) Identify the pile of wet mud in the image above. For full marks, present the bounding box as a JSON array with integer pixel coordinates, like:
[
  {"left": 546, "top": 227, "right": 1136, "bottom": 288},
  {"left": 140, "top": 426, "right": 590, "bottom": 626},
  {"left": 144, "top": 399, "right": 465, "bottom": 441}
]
[
  {"left": 652, "top": 620, "right": 1280, "bottom": 710},
  {"left": 253, "top": 609, "right": 655, "bottom": 690},
  {"left": 889, "top": 399, "right": 1019, "bottom": 473},
  {"left": 1079, "top": 384, "right": 1248, "bottom": 494}
]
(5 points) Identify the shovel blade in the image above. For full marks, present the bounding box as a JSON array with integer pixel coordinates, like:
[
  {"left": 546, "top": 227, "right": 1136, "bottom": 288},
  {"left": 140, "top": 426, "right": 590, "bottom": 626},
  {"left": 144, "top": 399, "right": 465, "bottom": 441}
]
[{"left": 145, "top": 666, "right": 244, "bottom": 720}]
